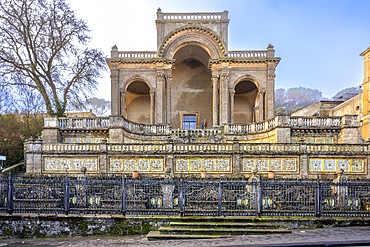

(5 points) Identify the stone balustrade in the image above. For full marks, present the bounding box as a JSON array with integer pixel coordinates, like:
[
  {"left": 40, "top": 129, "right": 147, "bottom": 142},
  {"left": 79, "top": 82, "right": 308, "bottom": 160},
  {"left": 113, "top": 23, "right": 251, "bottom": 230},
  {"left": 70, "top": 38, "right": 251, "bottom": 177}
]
[
  {"left": 224, "top": 116, "right": 279, "bottom": 134},
  {"left": 121, "top": 117, "right": 170, "bottom": 135},
  {"left": 42, "top": 143, "right": 100, "bottom": 152},
  {"left": 117, "top": 51, "right": 157, "bottom": 59},
  {"left": 51, "top": 115, "right": 350, "bottom": 135},
  {"left": 158, "top": 11, "right": 228, "bottom": 21},
  {"left": 228, "top": 50, "right": 267, "bottom": 58},
  {"left": 290, "top": 116, "right": 342, "bottom": 128},
  {"left": 172, "top": 128, "right": 221, "bottom": 138},
  {"left": 57, "top": 117, "right": 110, "bottom": 130}
]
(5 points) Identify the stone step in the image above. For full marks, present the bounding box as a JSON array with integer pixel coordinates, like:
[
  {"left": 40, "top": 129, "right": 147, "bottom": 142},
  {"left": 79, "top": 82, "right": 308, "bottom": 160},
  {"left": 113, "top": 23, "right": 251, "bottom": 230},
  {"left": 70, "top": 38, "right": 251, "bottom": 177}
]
[
  {"left": 146, "top": 231, "right": 231, "bottom": 240},
  {"left": 158, "top": 226, "right": 292, "bottom": 235},
  {"left": 169, "top": 221, "right": 278, "bottom": 228}
]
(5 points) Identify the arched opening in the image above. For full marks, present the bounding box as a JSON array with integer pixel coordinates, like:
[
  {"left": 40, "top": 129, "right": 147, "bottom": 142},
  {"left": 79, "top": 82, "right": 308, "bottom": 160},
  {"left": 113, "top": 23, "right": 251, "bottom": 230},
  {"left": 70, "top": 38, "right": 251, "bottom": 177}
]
[
  {"left": 125, "top": 81, "right": 150, "bottom": 124},
  {"left": 171, "top": 44, "right": 212, "bottom": 129},
  {"left": 234, "top": 80, "right": 258, "bottom": 124}
]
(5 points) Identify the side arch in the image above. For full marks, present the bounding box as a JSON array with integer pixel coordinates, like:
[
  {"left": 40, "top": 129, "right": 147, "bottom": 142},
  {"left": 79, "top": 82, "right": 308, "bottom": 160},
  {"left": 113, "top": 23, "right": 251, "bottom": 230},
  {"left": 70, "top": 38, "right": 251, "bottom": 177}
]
[
  {"left": 232, "top": 76, "right": 260, "bottom": 124},
  {"left": 123, "top": 78, "right": 152, "bottom": 124}
]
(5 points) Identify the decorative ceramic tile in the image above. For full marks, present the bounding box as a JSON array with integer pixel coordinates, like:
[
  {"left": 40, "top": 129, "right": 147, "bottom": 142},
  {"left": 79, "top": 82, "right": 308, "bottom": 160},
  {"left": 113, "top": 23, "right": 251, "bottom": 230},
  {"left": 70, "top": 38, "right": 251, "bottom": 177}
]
[
  {"left": 309, "top": 159, "right": 322, "bottom": 171},
  {"left": 217, "top": 159, "right": 230, "bottom": 171},
  {"left": 44, "top": 157, "right": 98, "bottom": 172},
  {"left": 204, "top": 159, "right": 216, "bottom": 171},
  {"left": 176, "top": 159, "right": 189, "bottom": 172},
  {"left": 175, "top": 157, "right": 231, "bottom": 173},
  {"left": 308, "top": 158, "right": 365, "bottom": 173},
  {"left": 324, "top": 159, "right": 336, "bottom": 172},
  {"left": 257, "top": 159, "right": 269, "bottom": 171},
  {"left": 337, "top": 159, "right": 349, "bottom": 172},
  {"left": 109, "top": 157, "right": 164, "bottom": 172},
  {"left": 282, "top": 159, "right": 297, "bottom": 171},
  {"left": 189, "top": 159, "right": 203, "bottom": 171},
  {"left": 242, "top": 158, "right": 298, "bottom": 172},
  {"left": 351, "top": 159, "right": 365, "bottom": 172},
  {"left": 269, "top": 159, "right": 282, "bottom": 171},
  {"left": 243, "top": 159, "right": 256, "bottom": 171}
]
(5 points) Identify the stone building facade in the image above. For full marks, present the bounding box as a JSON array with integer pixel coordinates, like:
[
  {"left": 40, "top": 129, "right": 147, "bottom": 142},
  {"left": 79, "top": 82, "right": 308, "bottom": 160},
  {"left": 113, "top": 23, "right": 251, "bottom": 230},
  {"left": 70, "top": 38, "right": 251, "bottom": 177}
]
[{"left": 24, "top": 10, "right": 370, "bottom": 179}]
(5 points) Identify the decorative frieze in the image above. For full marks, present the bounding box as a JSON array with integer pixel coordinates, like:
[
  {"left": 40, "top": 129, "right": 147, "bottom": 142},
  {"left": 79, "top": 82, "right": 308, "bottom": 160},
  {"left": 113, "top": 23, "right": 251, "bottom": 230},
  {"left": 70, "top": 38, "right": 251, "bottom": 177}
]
[
  {"left": 109, "top": 157, "right": 164, "bottom": 173},
  {"left": 242, "top": 157, "right": 298, "bottom": 172},
  {"left": 175, "top": 157, "right": 231, "bottom": 173},
  {"left": 308, "top": 158, "right": 365, "bottom": 173},
  {"left": 44, "top": 157, "right": 99, "bottom": 173}
]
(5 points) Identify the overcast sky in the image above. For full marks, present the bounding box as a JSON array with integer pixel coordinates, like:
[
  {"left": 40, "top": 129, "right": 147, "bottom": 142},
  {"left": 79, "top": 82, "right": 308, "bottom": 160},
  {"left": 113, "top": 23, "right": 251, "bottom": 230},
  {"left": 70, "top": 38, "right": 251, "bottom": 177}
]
[{"left": 67, "top": 0, "right": 370, "bottom": 100}]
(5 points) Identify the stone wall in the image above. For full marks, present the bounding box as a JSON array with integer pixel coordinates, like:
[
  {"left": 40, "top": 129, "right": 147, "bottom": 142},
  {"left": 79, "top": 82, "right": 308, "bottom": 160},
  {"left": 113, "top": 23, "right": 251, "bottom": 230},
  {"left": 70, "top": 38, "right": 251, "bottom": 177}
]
[{"left": 0, "top": 215, "right": 159, "bottom": 239}]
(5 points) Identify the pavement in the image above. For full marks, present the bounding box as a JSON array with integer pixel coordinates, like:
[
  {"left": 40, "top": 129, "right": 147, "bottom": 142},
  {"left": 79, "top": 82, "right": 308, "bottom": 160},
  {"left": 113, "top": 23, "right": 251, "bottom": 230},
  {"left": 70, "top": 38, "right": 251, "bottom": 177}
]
[{"left": 1, "top": 226, "right": 370, "bottom": 247}]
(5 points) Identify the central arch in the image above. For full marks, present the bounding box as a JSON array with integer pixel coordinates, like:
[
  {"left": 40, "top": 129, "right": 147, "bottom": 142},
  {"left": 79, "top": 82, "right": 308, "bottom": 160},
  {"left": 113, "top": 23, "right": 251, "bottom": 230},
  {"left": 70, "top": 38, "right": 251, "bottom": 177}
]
[
  {"left": 160, "top": 26, "right": 226, "bottom": 59},
  {"left": 170, "top": 44, "right": 212, "bottom": 129}
]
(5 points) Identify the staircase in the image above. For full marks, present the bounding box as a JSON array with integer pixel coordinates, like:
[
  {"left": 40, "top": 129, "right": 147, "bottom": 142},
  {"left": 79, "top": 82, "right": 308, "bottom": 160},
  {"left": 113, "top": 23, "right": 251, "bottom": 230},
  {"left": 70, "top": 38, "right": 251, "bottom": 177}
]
[{"left": 146, "top": 217, "right": 292, "bottom": 240}]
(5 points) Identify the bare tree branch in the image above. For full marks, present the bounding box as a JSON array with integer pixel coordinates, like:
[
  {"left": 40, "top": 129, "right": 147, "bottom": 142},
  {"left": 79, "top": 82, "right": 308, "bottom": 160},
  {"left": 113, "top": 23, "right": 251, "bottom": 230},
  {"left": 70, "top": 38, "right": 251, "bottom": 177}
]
[{"left": 0, "top": 0, "right": 106, "bottom": 117}]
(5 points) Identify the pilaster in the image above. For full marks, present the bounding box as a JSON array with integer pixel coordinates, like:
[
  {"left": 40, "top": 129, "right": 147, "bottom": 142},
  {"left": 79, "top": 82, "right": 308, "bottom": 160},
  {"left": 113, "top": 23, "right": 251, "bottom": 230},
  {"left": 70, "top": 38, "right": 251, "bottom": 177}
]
[
  {"left": 211, "top": 73, "right": 219, "bottom": 127},
  {"left": 110, "top": 68, "right": 120, "bottom": 116},
  {"left": 220, "top": 64, "right": 229, "bottom": 125},
  {"left": 155, "top": 66, "right": 165, "bottom": 124},
  {"left": 229, "top": 89, "right": 235, "bottom": 124}
]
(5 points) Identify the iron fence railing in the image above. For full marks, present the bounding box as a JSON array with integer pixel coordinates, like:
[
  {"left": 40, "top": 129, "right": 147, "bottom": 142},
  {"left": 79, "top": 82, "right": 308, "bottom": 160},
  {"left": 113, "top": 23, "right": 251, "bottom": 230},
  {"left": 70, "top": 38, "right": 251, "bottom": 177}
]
[{"left": 1, "top": 175, "right": 370, "bottom": 217}]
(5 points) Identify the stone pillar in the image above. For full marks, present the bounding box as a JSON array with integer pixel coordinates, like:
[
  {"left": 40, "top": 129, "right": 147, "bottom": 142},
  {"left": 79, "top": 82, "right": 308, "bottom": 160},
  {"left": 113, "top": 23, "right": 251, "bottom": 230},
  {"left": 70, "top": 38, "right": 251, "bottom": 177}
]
[
  {"left": 232, "top": 141, "right": 240, "bottom": 175},
  {"left": 212, "top": 74, "right": 219, "bottom": 126},
  {"left": 229, "top": 89, "right": 235, "bottom": 124},
  {"left": 299, "top": 141, "right": 308, "bottom": 178},
  {"left": 110, "top": 68, "right": 120, "bottom": 116},
  {"left": 220, "top": 66, "right": 229, "bottom": 125},
  {"left": 25, "top": 139, "right": 43, "bottom": 174},
  {"left": 266, "top": 44, "right": 277, "bottom": 120},
  {"left": 108, "top": 116, "right": 124, "bottom": 143},
  {"left": 99, "top": 139, "right": 108, "bottom": 174},
  {"left": 42, "top": 117, "right": 61, "bottom": 143},
  {"left": 259, "top": 90, "right": 266, "bottom": 122},
  {"left": 150, "top": 89, "right": 155, "bottom": 124},
  {"left": 120, "top": 91, "right": 126, "bottom": 117},
  {"left": 166, "top": 74, "right": 172, "bottom": 126},
  {"left": 338, "top": 115, "right": 362, "bottom": 144},
  {"left": 156, "top": 69, "right": 164, "bottom": 124}
]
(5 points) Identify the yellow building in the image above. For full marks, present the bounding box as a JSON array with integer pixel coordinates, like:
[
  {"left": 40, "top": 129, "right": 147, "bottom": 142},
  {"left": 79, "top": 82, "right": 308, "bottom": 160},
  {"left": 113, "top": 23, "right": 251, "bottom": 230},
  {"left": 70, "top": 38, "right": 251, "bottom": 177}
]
[{"left": 361, "top": 47, "right": 370, "bottom": 141}]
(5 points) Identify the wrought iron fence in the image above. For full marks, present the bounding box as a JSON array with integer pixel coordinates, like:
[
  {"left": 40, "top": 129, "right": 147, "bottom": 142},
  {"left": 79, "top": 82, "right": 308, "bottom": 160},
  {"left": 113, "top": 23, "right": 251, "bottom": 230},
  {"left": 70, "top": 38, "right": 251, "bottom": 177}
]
[{"left": 1, "top": 175, "right": 370, "bottom": 217}]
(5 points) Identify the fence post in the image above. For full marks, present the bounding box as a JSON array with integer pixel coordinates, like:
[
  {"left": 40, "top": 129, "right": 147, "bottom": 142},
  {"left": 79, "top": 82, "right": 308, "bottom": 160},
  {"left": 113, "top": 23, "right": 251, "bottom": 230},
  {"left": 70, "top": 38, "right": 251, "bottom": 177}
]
[
  {"left": 315, "top": 175, "right": 322, "bottom": 217},
  {"left": 63, "top": 173, "right": 70, "bottom": 214},
  {"left": 257, "top": 176, "right": 262, "bottom": 217},
  {"left": 6, "top": 173, "right": 13, "bottom": 214},
  {"left": 121, "top": 174, "right": 126, "bottom": 215},
  {"left": 217, "top": 181, "right": 222, "bottom": 216},
  {"left": 178, "top": 178, "right": 185, "bottom": 216}
]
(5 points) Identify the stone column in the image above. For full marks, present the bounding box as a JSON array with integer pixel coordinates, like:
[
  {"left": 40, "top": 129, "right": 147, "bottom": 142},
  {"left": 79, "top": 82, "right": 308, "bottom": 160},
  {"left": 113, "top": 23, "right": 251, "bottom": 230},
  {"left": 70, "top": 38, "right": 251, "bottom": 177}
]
[
  {"left": 229, "top": 89, "right": 235, "bottom": 124},
  {"left": 166, "top": 75, "right": 172, "bottom": 126},
  {"left": 156, "top": 70, "right": 164, "bottom": 124},
  {"left": 212, "top": 74, "right": 219, "bottom": 126},
  {"left": 120, "top": 91, "right": 126, "bottom": 118},
  {"left": 266, "top": 44, "right": 277, "bottom": 120},
  {"left": 150, "top": 89, "right": 155, "bottom": 124},
  {"left": 220, "top": 67, "right": 229, "bottom": 125},
  {"left": 110, "top": 68, "right": 120, "bottom": 116},
  {"left": 257, "top": 90, "right": 266, "bottom": 122}
]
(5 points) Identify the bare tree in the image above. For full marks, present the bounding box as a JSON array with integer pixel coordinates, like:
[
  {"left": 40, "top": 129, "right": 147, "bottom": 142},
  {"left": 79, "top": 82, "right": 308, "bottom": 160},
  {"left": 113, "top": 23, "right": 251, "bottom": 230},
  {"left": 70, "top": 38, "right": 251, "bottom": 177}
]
[{"left": 0, "top": 0, "right": 106, "bottom": 117}]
